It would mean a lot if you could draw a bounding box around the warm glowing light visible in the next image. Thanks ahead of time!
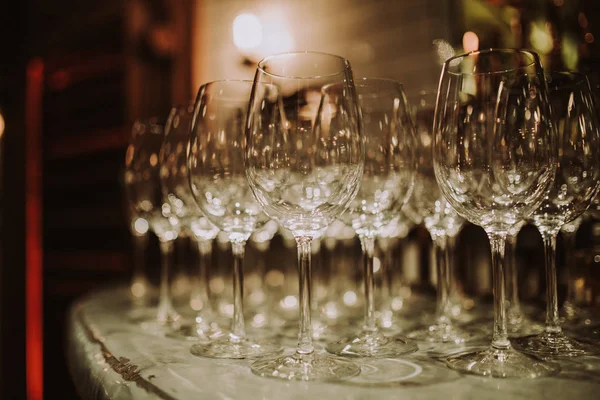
[281,295,298,309]
[221,303,234,317]
[265,270,284,287]
[133,218,149,235]
[343,291,357,306]
[0,112,5,138]
[433,39,455,65]
[530,21,553,54]
[462,31,479,53]
[561,35,579,70]
[233,13,262,49]
[391,297,404,311]
[322,302,340,319]
[373,257,381,273]
[131,282,147,298]
[585,32,595,43]
[190,296,203,311]
[209,277,225,294]
[252,313,266,327]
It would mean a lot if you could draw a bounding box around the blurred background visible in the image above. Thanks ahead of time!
[0,0,599,398]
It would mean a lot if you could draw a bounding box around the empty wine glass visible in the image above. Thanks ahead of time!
[324,78,417,357]
[124,118,182,333]
[405,90,471,346]
[433,49,559,377]
[246,52,363,380]
[514,72,600,357]
[159,105,222,340]
[187,80,282,359]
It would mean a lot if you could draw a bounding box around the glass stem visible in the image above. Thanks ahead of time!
[446,234,458,305]
[193,239,213,315]
[157,240,174,323]
[505,232,522,315]
[487,233,510,350]
[359,235,378,333]
[541,232,562,334]
[295,236,314,355]
[230,240,246,339]
[562,230,577,309]
[131,233,149,303]
[433,234,451,326]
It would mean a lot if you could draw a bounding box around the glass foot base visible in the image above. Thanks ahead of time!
[251,353,361,381]
[570,324,600,344]
[167,321,224,341]
[190,334,282,359]
[507,318,544,338]
[407,323,475,344]
[446,346,560,378]
[326,332,417,358]
[514,331,600,357]
[279,319,348,341]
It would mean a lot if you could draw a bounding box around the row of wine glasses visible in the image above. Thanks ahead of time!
[123,49,600,382]
[434,50,600,377]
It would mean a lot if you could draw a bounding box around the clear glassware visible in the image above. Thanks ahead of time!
[246,219,282,331]
[505,221,544,337]
[405,90,472,345]
[375,214,414,331]
[187,80,282,359]
[127,215,151,306]
[159,105,222,341]
[324,78,417,358]
[560,215,584,325]
[246,52,363,380]
[514,72,600,357]
[124,118,182,333]
[433,49,559,378]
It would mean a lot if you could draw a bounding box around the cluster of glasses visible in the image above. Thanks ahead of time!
[123,49,600,381]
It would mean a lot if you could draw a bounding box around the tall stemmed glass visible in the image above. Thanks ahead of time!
[246,52,363,380]
[124,118,181,332]
[405,91,470,345]
[514,72,600,357]
[433,49,559,377]
[159,105,222,340]
[187,80,282,359]
[324,78,417,357]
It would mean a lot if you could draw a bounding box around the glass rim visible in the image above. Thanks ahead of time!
[354,77,405,99]
[257,51,351,80]
[444,48,539,76]
[195,79,255,102]
[355,76,404,89]
[546,71,590,90]
[198,79,254,90]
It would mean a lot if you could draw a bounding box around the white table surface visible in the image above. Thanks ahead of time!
[68,287,600,400]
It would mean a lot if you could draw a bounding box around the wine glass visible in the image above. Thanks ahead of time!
[514,71,600,357]
[159,105,222,340]
[124,118,182,332]
[246,52,363,380]
[187,80,282,359]
[323,78,417,357]
[405,90,471,346]
[433,49,559,377]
